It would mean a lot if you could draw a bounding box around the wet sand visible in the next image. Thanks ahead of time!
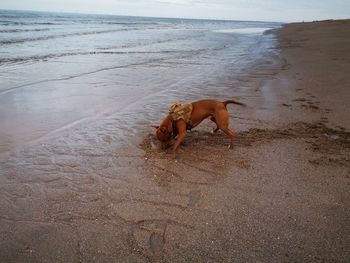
[1,20,350,262]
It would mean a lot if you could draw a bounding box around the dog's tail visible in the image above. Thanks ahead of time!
[223,99,246,107]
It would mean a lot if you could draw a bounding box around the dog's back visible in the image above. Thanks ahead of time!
[190,100,233,127]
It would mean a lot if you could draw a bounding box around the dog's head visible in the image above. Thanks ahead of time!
[152,125,172,149]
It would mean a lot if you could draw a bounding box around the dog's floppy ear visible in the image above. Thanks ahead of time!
[151,125,159,129]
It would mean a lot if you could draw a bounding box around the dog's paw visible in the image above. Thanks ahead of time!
[211,129,219,135]
[166,151,177,159]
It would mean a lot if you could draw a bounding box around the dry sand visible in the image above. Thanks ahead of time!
[0,20,349,262]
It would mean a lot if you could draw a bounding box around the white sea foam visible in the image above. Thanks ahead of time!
[214,27,271,34]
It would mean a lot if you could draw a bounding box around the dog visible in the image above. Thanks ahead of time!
[152,99,245,155]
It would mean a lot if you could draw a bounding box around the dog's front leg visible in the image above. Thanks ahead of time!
[170,120,187,157]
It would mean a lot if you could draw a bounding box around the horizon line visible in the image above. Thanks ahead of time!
[0,8,288,24]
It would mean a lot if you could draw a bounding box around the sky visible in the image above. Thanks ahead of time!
[0,0,349,22]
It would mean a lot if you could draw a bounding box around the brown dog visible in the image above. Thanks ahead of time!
[153,99,245,155]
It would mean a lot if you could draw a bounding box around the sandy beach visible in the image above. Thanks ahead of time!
[0,19,349,262]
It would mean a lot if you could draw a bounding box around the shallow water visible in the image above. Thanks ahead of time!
[0,10,280,155]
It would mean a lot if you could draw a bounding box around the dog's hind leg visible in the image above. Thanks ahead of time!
[220,127,236,149]
[210,117,219,133]
[215,110,236,149]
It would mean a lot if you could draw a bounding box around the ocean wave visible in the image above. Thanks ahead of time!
[213,27,272,34]
[0,57,172,94]
[0,28,139,45]
[0,19,161,26]
[0,28,50,33]
[96,34,199,50]
[103,21,160,25]
[0,21,60,26]
[0,50,195,65]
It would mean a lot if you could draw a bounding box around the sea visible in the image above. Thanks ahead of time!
[0,9,281,154]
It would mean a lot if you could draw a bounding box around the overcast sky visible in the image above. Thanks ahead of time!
[0,0,349,22]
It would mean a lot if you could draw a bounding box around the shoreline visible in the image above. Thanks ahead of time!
[1,20,349,262]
